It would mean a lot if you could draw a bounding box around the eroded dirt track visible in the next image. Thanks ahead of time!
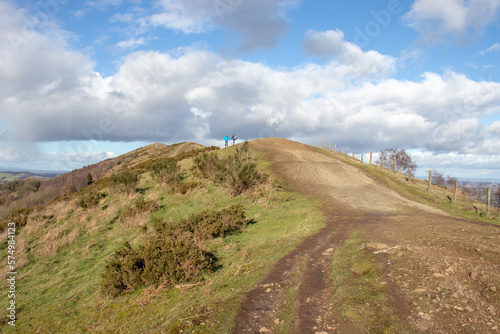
[232,138,500,334]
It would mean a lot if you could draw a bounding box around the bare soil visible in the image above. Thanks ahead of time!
[232,138,500,334]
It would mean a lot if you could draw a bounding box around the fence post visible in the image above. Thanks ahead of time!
[369,152,372,166]
[453,182,458,201]
[339,145,341,154]
[487,187,491,214]
[352,147,355,158]
[408,167,412,179]
[428,170,432,192]
[361,153,363,163]
[334,144,336,152]
[380,157,383,168]
[393,157,396,173]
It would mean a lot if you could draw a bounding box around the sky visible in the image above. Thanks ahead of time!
[0,0,499,179]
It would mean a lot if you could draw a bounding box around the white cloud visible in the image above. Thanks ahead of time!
[480,42,500,55]
[303,29,396,78]
[116,37,147,50]
[110,12,135,23]
[404,0,500,44]
[0,3,500,176]
[148,0,299,51]
[85,0,123,10]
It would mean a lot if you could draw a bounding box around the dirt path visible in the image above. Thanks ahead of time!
[232,138,500,333]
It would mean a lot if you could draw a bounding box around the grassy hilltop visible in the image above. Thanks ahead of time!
[0,141,323,333]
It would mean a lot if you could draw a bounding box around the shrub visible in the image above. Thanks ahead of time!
[78,190,106,209]
[3,180,23,193]
[101,204,248,297]
[121,198,160,218]
[0,206,42,232]
[192,141,267,196]
[149,158,179,184]
[158,204,247,240]
[111,171,139,193]
[176,181,202,195]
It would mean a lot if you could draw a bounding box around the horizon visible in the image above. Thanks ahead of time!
[0,1,499,179]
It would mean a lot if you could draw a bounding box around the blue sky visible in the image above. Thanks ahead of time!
[0,0,499,179]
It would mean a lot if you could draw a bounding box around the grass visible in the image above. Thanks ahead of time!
[0,143,324,333]
[329,231,413,333]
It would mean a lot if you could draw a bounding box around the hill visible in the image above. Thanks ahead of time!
[0,171,63,184]
[1,138,499,333]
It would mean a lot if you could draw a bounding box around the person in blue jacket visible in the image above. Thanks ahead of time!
[224,134,229,147]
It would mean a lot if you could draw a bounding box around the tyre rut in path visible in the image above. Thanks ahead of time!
[232,138,421,333]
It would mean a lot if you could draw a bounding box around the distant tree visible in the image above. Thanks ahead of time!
[86,172,93,185]
[445,176,458,188]
[378,149,417,174]
[494,185,500,207]
[24,178,41,192]
[432,170,446,186]
[62,178,77,196]
[3,180,23,193]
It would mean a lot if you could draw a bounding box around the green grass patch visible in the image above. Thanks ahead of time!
[0,144,324,333]
[330,231,410,333]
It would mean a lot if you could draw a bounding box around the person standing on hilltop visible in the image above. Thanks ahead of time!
[231,133,237,145]
[224,134,229,147]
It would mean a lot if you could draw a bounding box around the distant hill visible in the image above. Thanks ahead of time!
[0,171,65,184]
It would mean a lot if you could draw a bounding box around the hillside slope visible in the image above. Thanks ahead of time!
[1,138,498,333]
[233,138,499,333]
[0,139,324,333]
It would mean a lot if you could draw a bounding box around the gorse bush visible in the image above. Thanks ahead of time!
[121,198,160,219]
[149,158,179,184]
[155,204,247,240]
[192,141,267,196]
[111,171,139,193]
[176,181,202,195]
[78,190,106,209]
[101,204,248,297]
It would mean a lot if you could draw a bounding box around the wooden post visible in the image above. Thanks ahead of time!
[453,182,458,201]
[339,145,341,153]
[428,170,432,192]
[361,153,363,163]
[393,157,396,173]
[352,147,355,158]
[408,167,412,179]
[487,187,491,214]
[380,157,383,168]
[334,144,336,152]
[345,149,347,155]
[369,152,372,166]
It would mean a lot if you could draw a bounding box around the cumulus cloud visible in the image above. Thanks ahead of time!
[303,29,396,78]
[149,0,299,51]
[1,2,500,174]
[404,0,500,44]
